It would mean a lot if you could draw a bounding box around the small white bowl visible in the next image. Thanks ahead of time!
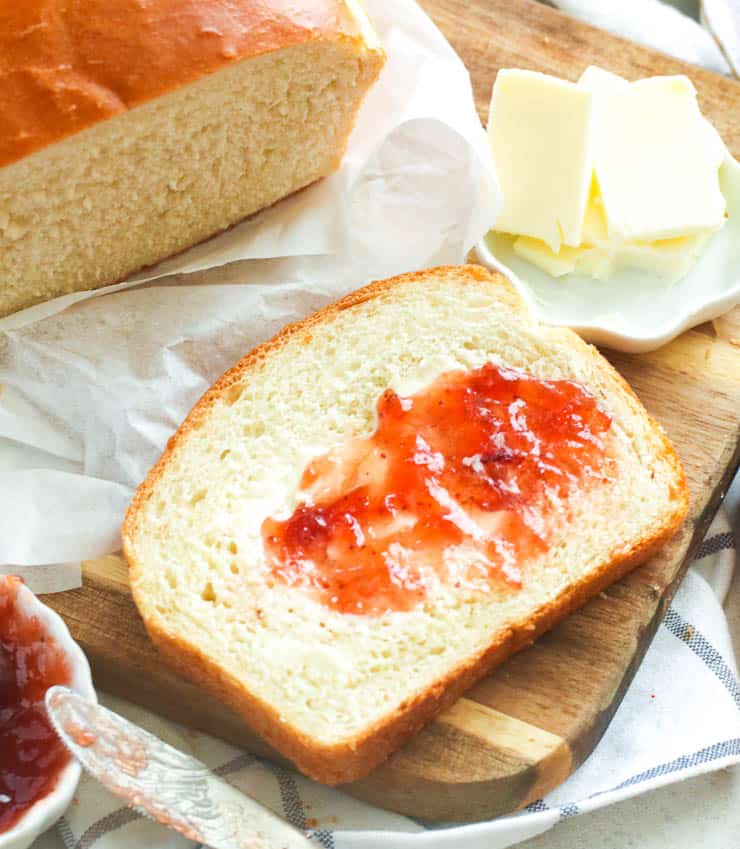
[0,576,96,849]
[475,156,740,353]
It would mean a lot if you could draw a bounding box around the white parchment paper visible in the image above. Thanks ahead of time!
[0,0,499,592]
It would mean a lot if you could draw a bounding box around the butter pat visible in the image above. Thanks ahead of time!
[578,66,628,96]
[514,227,713,284]
[513,237,578,277]
[591,75,726,241]
[514,186,615,280]
[580,185,610,246]
[488,69,593,252]
[489,65,727,285]
[618,232,714,281]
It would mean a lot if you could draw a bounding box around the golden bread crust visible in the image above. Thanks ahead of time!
[0,0,382,168]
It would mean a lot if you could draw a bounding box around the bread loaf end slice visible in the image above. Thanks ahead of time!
[0,3,384,317]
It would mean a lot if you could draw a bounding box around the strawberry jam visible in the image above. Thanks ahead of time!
[262,363,614,615]
[0,577,72,834]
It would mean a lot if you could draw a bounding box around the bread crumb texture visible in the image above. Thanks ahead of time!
[0,37,383,317]
[124,267,688,776]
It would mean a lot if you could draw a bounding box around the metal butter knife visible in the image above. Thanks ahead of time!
[45,686,313,849]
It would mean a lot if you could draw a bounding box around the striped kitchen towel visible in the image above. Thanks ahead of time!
[33,509,738,849]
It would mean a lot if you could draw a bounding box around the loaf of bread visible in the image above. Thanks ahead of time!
[123,265,688,785]
[0,0,384,318]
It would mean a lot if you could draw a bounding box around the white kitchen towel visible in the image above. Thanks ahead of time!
[32,511,737,849]
[549,0,733,76]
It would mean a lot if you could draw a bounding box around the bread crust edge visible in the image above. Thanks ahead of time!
[0,40,385,319]
[122,264,690,786]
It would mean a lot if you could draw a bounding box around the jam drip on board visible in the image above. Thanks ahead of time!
[0,577,72,834]
[262,363,614,616]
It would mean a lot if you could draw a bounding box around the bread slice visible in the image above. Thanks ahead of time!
[123,265,688,785]
[0,1,384,317]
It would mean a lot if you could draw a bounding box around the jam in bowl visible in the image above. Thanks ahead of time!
[0,575,95,849]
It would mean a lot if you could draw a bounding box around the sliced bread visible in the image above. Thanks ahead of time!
[123,265,688,785]
[0,0,384,317]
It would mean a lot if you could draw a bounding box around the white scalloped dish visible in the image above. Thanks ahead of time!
[476,154,740,353]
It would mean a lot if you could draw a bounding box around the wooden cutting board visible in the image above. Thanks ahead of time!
[42,0,740,823]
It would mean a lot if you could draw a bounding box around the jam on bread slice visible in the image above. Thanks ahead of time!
[123,265,688,785]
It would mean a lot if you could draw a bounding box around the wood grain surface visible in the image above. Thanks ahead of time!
[42,0,740,823]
